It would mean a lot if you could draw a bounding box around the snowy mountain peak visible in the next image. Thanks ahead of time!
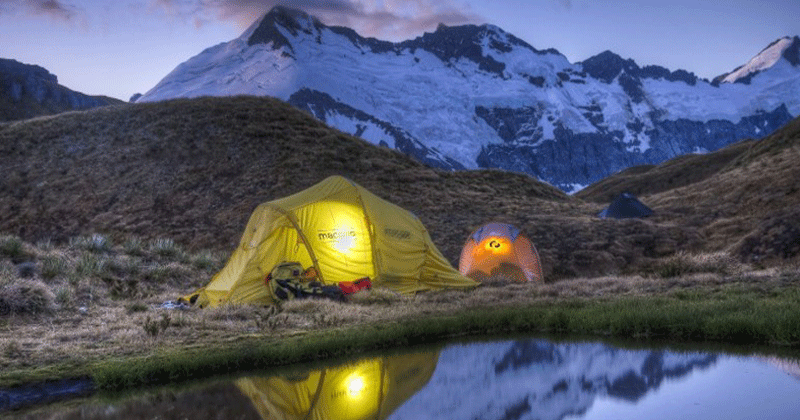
[717,36,800,84]
[245,6,323,51]
[580,50,640,83]
[137,7,799,192]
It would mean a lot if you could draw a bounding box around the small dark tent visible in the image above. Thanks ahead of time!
[598,193,653,219]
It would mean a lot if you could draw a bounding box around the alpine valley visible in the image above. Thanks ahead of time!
[137,6,800,192]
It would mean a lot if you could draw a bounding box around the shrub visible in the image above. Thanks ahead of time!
[648,251,743,278]
[35,238,54,252]
[127,302,149,313]
[0,279,56,315]
[123,237,145,256]
[143,313,171,336]
[142,263,190,283]
[3,340,23,359]
[75,253,107,277]
[54,286,73,306]
[0,235,26,262]
[191,251,219,272]
[42,256,68,280]
[106,257,141,277]
[70,234,111,254]
[149,238,182,259]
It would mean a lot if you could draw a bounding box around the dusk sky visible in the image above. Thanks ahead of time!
[2,0,798,101]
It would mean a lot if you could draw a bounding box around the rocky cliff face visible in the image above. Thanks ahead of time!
[137,7,800,192]
[0,58,121,122]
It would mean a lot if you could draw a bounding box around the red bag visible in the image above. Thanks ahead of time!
[339,277,372,295]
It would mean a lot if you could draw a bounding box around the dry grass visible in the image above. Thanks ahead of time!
[3,231,797,390]
[0,96,799,390]
[1,96,798,281]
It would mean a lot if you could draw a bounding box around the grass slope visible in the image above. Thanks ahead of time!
[0,96,799,393]
[0,96,709,279]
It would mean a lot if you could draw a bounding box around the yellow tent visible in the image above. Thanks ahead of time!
[458,222,544,283]
[235,350,439,420]
[186,176,477,307]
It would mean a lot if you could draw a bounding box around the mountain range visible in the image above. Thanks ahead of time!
[0,58,122,122]
[391,339,717,420]
[137,6,800,192]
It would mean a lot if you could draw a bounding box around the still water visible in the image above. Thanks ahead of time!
[5,339,800,419]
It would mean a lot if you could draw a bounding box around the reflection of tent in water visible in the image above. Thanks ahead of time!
[598,193,653,219]
[235,350,439,420]
[458,222,544,282]
[184,176,476,308]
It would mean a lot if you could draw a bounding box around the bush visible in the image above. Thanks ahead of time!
[54,286,73,306]
[191,251,219,272]
[75,253,107,277]
[0,279,56,315]
[123,237,145,256]
[149,238,182,259]
[127,302,149,313]
[70,234,111,254]
[0,235,26,262]
[42,256,68,280]
[143,313,171,336]
[647,251,743,278]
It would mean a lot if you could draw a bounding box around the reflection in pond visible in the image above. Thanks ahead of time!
[5,339,800,419]
[236,350,438,420]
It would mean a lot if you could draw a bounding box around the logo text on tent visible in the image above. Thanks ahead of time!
[384,228,411,240]
[318,229,357,242]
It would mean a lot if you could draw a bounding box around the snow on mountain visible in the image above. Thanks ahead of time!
[716,36,800,85]
[137,7,800,192]
[388,339,717,420]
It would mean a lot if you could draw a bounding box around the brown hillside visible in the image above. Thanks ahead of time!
[575,139,756,203]
[647,116,800,263]
[0,96,708,279]
[576,114,800,264]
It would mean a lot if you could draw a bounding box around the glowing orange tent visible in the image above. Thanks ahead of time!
[458,222,543,283]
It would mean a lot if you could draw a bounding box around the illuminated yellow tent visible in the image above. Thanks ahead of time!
[186,176,477,307]
[458,222,544,283]
[235,350,439,420]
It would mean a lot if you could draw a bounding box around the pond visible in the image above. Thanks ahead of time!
[4,338,800,419]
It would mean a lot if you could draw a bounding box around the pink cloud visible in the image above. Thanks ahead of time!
[150,0,483,41]
[0,0,80,21]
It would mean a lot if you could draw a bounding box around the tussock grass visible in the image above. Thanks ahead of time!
[0,232,798,392]
[643,251,747,278]
[0,279,56,315]
[0,235,30,263]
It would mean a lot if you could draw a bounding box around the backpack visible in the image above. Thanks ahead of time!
[265,262,347,302]
[265,261,305,301]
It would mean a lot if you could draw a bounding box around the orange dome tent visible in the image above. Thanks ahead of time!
[458,222,543,283]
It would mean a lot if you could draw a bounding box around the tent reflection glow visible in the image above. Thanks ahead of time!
[346,374,365,397]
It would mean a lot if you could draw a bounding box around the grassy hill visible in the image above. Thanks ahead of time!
[1,96,799,392]
[578,116,800,264]
[1,96,798,279]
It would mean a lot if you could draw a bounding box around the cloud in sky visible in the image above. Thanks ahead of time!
[0,0,81,22]
[150,0,482,41]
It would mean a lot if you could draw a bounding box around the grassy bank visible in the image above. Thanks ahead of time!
[1,233,799,391]
[92,282,800,391]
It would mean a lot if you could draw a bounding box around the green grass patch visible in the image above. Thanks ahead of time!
[0,234,29,263]
[90,292,800,391]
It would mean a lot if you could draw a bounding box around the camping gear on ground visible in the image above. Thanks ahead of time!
[598,192,653,219]
[265,261,370,302]
[265,261,343,302]
[182,176,477,308]
[236,349,440,420]
[458,222,544,283]
[338,277,372,295]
